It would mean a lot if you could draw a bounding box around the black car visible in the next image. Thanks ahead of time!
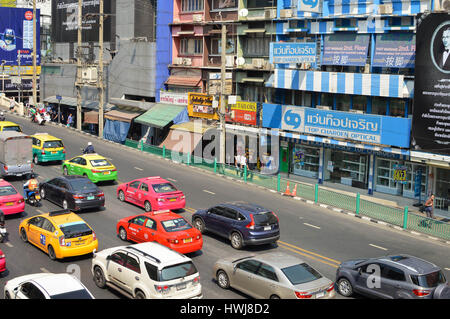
[39,176,105,211]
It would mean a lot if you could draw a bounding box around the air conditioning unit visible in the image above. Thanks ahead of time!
[378,4,393,14]
[173,57,183,65]
[317,105,331,110]
[265,8,276,19]
[226,55,235,67]
[252,58,264,69]
[182,58,192,66]
[280,9,292,19]
[193,14,203,22]
[81,67,98,82]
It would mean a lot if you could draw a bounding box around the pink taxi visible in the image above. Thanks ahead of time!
[0,179,24,215]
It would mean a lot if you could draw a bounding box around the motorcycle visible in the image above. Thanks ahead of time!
[25,188,41,207]
[0,222,6,243]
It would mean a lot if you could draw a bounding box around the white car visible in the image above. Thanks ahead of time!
[91,242,202,299]
[4,273,95,299]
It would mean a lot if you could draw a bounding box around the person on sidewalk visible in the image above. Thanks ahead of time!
[9,98,15,111]
[67,113,73,127]
[424,194,435,219]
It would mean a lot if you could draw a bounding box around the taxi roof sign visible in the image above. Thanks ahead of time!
[152,210,171,215]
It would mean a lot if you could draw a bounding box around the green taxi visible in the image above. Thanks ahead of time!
[62,153,117,183]
[31,133,66,164]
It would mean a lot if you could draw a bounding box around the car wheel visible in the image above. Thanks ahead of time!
[270,294,280,299]
[134,290,146,299]
[230,232,244,250]
[20,228,28,242]
[48,245,56,260]
[337,277,354,297]
[5,291,11,299]
[119,227,128,241]
[40,187,46,199]
[193,217,205,234]
[93,266,106,289]
[62,200,68,210]
[63,166,68,175]
[118,190,125,202]
[33,155,39,165]
[216,270,230,289]
[144,201,152,212]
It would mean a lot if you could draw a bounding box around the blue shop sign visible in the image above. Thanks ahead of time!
[322,34,370,67]
[372,34,415,69]
[270,42,316,64]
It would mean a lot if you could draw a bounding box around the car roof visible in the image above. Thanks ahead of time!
[251,252,306,269]
[0,178,13,187]
[127,242,191,266]
[377,255,442,275]
[31,273,86,296]
[56,175,91,181]
[31,133,61,141]
[221,201,269,213]
[133,176,169,185]
[0,121,19,126]
[143,211,184,222]
[42,211,85,226]
[80,154,105,159]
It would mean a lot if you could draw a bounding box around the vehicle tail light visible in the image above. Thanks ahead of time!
[63,150,66,154]
[59,235,66,246]
[272,211,279,223]
[18,199,24,204]
[196,235,201,240]
[326,283,335,292]
[192,276,200,285]
[295,291,312,299]
[246,214,255,230]
[181,195,186,200]
[73,194,85,200]
[111,168,117,172]
[41,150,46,155]
[157,198,165,202]
[154,285,171,294]
[91,170,102,174]
[167,238,179,244]
[97,192,104,197]
[413,289,431,297]
[92,232,97,241]
[0,254,5,259]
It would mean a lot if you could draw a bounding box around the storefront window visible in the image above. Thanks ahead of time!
[325,150,368,188]
[372,97,388,115]
[320,93,333,109]
[291,145,320,179]
[389,98,406,117]
[404,163,427,199]
[435,168,450,211]
[335,94,350,112]
[352,96,366,113]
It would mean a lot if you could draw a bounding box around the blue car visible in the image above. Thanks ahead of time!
[192,202,280,249]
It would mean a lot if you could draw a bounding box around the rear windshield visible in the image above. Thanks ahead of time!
[50,289,93,299]
[282,263,323,285]
[161,218,192,232]
[254,212,278,226]
[59,221,92,239]
[3,126,21,132]
[410,271,446,288]
[152,183,177,193]
[160,262,198,281]
[0,185,17,196]
[43,140,63,148]
[69,179,97,192]
[90,159,112,167]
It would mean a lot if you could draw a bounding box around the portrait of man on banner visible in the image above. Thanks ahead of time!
[431,22,450,72]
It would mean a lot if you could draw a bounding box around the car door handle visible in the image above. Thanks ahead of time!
[118,268,122,272]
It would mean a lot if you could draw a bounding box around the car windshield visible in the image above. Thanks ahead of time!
[59,221,92,239]
[50,289,93,299]
[69,179,97,192]
[160,262,198,281]
[161,218,191,232]
[43,140,63,148]
[253,211,278,226]
[152,183,177,193]
[3,126,20,132]
[90,159,112,167]
[281,263,323,285]
[410,271,447,288]
[0,185,17,196]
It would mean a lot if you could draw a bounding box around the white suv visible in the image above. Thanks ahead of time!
[91,242,202,299]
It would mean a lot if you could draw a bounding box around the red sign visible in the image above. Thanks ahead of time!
[25,11,33,20]
[230,101,258,125]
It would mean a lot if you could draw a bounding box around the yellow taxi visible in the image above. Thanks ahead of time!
[0,121,21,132]
[19,209,98,260]
[62,153,118,183]
[31,133,66,164]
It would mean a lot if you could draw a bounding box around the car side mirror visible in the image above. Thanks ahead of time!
[358,268,362,275]
[106,255,111,261]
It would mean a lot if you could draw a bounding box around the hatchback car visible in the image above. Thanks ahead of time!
[91,242,202,299]
[0,248,5,274]
[0,121,21,132]
[213,252,335,299]
[62,153,117,183]
[336,254,449,299]
[31,133,66,164]
[39,176,105,211]
[192,202,280,249]
[19,209,98,260]
[0,178,24,215]
[4,273,94,299]
[117,210,202,254]
[117,176,186,212]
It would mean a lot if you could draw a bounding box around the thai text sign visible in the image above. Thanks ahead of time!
[373,34,415,68]
[231,101,258,125]
[188,92,219,120]
[270,42,316,64]
[159,91,188,106]
[322,34,370,66]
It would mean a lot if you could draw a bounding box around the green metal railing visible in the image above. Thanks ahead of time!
[124,139,450,241]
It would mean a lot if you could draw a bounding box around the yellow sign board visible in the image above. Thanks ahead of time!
[232,101,257,112]
[187,92,219,120]
[0,65,42,76]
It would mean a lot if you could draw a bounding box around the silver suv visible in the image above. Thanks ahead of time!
[336,254,449,299]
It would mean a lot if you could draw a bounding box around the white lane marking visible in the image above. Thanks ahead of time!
[369,244,388,251]
[5,242,13,248]
[40,267,50,273]
[303,223,321,230]
[203,190,215,195]
[167,178,177,182]
[444,268,450,272]
[134,167,143,171]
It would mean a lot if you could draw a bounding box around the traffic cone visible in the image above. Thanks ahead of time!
[284,181,292,196]
[292,184,297,197]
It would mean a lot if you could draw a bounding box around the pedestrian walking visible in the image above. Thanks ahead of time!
[67,113,73,127]
[424,194,435,219]
[9,97,15,111]
[239,153,247,178]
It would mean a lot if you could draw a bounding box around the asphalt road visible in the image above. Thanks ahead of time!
[0,113,449,300]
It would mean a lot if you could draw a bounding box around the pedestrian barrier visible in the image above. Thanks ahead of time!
[122,137,450,242]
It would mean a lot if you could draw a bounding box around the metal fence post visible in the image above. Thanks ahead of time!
[315,184,319,203]
[214,158,217,173]
[403,206,409,229]
[187,153,190,166]
[277,173,281,192]
[356,193,360,215]
[244,165,247,183]
[139,140,143,151]
[163,145,166,158]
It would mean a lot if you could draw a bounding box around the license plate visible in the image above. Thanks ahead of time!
[169,198,176,202]
[75,240,86,246]
[316,292,325,298]
[104,171,110,175]
[176,283,186,291]
[264,226,271,231]
[87,196,95,200]
[35,195,41,200]
[5,202,14,206]
[183,238,192,243]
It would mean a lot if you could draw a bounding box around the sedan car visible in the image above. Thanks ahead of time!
[39,176,105,211]
[335,254,449,299]
[0,179,24,215]
[0,248,5,274]
[117,210,202,254]
[192,202,280,249]
[117,176,186,212]
[4,273,94,299]
[62,153,117,183]
[213,252,335,299]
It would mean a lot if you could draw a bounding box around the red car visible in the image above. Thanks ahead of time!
[116,210,202,254]
[116,176,186,212]
[0,179,24,215]
[0,248,5,274]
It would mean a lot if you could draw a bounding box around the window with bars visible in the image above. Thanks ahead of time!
[244,34,270,57]
[182,0,204,12]
[180,38,203,55]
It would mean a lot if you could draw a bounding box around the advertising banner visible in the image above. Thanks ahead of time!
[412,12,450,155]
[52,0,112,43]
[231,101,258,125]
[0,7,40,66]
[269,42,316,64]
[188,93,219,120]
[372,33,415,68]
[322,34,370,66]
[159,91,188,106]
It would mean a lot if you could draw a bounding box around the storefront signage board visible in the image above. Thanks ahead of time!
[187,92,219,120]
[270,42,317,64]
[322,34,370,67]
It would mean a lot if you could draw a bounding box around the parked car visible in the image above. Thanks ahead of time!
[91,242,202,299]
[117,210,202,254]
[39,175,105,211]
[117,176,186,212]
[213,252,335,299]
[62,153,117,183]
[335,254,450,299]
[31,133,66,164]
[0,248,5,275]
[19,209,98,260]
[0,178,24,215]
[192,202,280,249]
[4,273,94,299]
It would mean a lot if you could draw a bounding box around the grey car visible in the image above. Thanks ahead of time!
[336,254,450,299]
[213,252,336,299]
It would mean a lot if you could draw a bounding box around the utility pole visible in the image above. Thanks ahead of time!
[32,0,37,105]
[219,23,227,165]
[17,51,21,104]
[98,0,104,138]
[76,0,82,130]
